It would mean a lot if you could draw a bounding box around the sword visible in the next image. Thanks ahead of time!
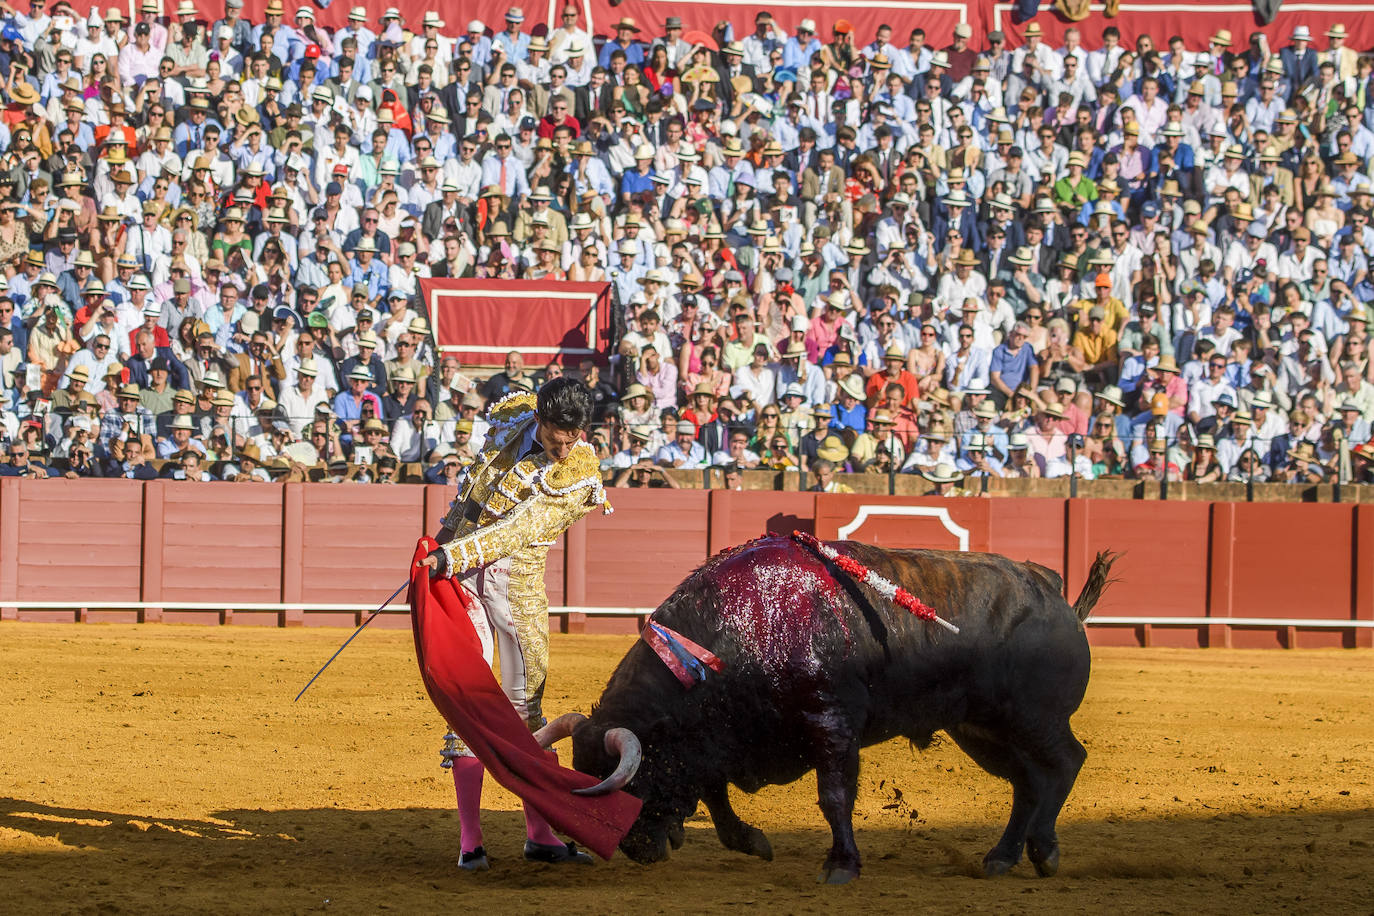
[293,578,411,703]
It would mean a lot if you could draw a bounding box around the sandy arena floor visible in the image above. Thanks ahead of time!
[0,623,1370,914]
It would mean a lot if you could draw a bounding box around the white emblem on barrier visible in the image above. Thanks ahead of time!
[835,506,971,551]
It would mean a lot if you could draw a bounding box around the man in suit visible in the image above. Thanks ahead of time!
[573,67,614,126]
[783,127,821,179]
[869,126,901,187]
[982,225,1012,278]
[1324,23,1359,80]
[1250,146,1296,208]
[800,146,845,228]
[228,330,287,396]
[715,41,757,110]
[1279,26,1319,102]
[439,65,482,123]
[325,52,363,106]
[423,181,470,240]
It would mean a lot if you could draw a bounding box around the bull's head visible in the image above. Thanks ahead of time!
[535,713,694,864]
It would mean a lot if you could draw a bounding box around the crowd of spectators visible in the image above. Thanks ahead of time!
[3,1,1374,488]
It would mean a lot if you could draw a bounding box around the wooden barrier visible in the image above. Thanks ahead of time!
[0,478,1368,649]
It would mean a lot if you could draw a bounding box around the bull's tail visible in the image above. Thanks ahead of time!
[1073,551,1120,622]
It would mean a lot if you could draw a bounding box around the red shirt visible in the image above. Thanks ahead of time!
[129,325,172,350]
[538,114,580,139]
[865,368,918,405]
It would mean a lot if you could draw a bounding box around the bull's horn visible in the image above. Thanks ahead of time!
[534,712,586,748]
[572,727,641,796]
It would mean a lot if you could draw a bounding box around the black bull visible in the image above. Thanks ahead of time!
[542,537,1118,883]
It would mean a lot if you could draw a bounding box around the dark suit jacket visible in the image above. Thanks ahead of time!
[574,82,615,127]
[1279,47,1318,100]
[697,418,729,456]
[870,145,900,186]
[423,198,471,240]
[714,63,758,110]
[338,352,389,396]
[782,146,819,177]
[430,258,472,278]
[981,245,1010,278]
[126,349,190,390]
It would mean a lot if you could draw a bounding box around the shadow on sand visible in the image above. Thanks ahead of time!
[2,796,1372,912]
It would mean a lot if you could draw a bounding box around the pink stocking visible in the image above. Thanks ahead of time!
[451,756,485,853]
[524,803,562,847]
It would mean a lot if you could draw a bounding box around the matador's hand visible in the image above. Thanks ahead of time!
[421,551,447,579]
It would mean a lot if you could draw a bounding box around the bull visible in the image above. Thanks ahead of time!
[536,536,1117,883]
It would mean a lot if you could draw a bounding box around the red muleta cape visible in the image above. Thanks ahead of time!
[407,537,642,860]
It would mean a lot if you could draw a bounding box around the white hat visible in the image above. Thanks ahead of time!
[467,19,485,32]
[348,5,366,20]
[422,11,444,28]
[797,18,816,32]
[1291,25,1312,41]
[922,462,963,484]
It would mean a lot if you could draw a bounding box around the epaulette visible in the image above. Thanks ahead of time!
[541,440,601,493]
[487,390,538,424]
[534,441,613,513]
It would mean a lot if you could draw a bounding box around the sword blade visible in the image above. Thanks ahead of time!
[293,578,410,703]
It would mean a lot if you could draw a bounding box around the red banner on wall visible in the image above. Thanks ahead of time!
[421,278,612,367]
[107,0,1374,54]
[179,0,971,48]
[993,1,1374,53]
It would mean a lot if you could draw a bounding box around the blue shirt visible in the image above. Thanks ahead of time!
[832,401,867,433]
[989,341,1037,391]
[619,168,656,198]
[599,39,643,68]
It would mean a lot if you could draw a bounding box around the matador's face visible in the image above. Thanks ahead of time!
[536,421,583,462]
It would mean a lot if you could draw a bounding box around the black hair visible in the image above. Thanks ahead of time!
[536,376,594,430]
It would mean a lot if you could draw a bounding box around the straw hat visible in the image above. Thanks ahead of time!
[922,462,963,484]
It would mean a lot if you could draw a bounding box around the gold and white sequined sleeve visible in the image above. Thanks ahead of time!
[439,491,595,575]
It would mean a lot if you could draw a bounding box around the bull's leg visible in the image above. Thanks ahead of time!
[701,781,773,860]
[1019,725,1087,878]
[947,724,1039,877]
[809,718,862,884]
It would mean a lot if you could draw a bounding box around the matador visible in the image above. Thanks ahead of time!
[421,376,610,870]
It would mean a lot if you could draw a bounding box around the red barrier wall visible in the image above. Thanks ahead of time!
[155,483,284,627]
[1068,500,1211,648]
[0,478,143,622]
[578,487,710,609]
[298,485,425,626]
[1,479,1368,649]
[1228,504,1356,650]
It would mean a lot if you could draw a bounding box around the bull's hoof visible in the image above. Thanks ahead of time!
[982,855,1017,878]
[818,865,859,885]
[667,822,685,850]
[1030,847,1060,878]
[745,829,773,862]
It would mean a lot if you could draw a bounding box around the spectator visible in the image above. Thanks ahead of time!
[0,9,1369,490]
